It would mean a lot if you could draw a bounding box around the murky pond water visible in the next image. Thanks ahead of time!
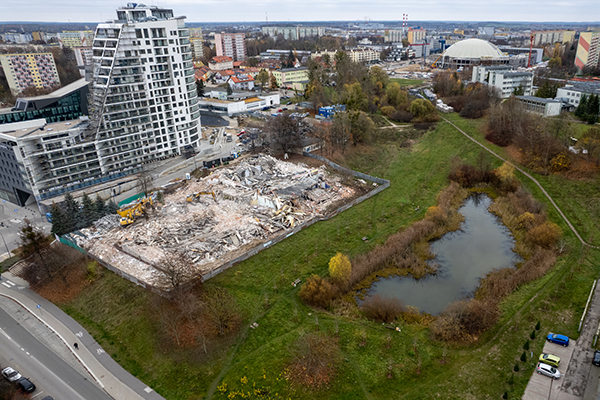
[366,194,520,315]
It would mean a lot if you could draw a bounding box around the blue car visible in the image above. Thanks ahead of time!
[547,333,569,347]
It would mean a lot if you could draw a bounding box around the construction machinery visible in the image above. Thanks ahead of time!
[117,196,154,226]
[186,191,217,203]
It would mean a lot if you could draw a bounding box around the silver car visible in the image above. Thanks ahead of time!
[1,367,22,382]
[537,362,561,379]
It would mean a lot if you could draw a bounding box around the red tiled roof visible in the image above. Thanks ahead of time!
[231,75,254,83]
[211,56,233,63]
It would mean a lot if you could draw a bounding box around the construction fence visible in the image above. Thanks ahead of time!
[58,154,390,293]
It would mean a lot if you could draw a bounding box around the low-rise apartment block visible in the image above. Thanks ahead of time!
[271,67,309,90]
[471,65,533,98]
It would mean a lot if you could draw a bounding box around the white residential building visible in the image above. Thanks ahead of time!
[73,46,93,77]
[347,49,381,63]
[91,3,201,178]
[471,65,533,98]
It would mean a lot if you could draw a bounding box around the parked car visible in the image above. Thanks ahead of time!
[547,333,570,347]
[537,362,561,379]
[539,353,561,367]
[1,367,22,382]
[593,350,600,366]
[17,377,36,393]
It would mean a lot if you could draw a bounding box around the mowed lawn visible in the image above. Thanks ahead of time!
[61,115,600,400]
[389,78,425,87]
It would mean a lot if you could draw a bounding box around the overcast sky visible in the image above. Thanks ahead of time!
[3,0,599,23]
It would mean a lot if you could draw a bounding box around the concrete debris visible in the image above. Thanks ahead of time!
[75,155,356,288]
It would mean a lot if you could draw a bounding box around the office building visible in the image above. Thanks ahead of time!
[58,31,95,48]
[0,118,101,205]
[407,27,426,44]
[214,32,246,62]
[575,31,600,71]
[0,53,61,94]
[0,78,89,126]
[271,67,309,90]
[91,3,201,177]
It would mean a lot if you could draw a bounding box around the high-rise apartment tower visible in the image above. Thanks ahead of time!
[91,4,201,177]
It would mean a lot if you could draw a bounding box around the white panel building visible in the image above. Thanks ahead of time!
[91,4,201,179]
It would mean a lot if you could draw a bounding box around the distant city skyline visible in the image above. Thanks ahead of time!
[2,0,599,24]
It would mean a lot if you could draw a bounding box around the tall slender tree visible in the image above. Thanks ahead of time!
[62,193,80,233]
[81,192,95,228]
[49,203,68,236]
[93,195,106,220]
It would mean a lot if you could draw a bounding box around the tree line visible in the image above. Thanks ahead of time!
[50,193,119,236]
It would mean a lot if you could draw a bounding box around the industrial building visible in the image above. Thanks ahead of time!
[0,78,90,126]
[90,4,201,178]
[436,38,511,69]
[214,32,247,62]
[0,52,61,94]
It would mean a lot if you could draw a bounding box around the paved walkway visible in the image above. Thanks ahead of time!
[0,271,165,400]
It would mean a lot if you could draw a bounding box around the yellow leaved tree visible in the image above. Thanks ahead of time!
[328,252,351,284]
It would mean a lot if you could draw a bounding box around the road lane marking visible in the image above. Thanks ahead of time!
[31,391,44,398]
[0,328,11,341]
[7,281,15,286]
[1,282,10,288]
[144,387,153,393]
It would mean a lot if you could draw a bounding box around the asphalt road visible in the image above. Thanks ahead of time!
[0,306,111,400]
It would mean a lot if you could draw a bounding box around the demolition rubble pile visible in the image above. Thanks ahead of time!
[76,155,357,288]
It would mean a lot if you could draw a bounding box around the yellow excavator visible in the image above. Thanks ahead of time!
[117,196,154,226]
[186,191,217,203]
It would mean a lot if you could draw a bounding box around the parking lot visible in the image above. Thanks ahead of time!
[523,340,575,400]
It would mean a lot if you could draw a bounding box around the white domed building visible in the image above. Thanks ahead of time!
[437,38,510,69]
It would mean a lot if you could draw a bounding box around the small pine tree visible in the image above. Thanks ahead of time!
[514,363,520,372]
[503,391,508,399]
[530,330,536,340]
[523,340,530,351]
[535,321,541,331]
[520,351,526,362]
[576,94,588,118]
[93,195,106,220]
[508,374,515,385]
[81,192,95,228]
[105,200,119,215]
[62,193,80,233]
[49,203,67,236]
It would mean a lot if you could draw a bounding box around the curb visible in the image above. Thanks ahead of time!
[0,293,105,389]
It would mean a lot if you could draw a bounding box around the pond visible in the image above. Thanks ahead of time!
[366,194,520,315]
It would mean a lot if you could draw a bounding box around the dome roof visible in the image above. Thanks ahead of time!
[442,38,506,59]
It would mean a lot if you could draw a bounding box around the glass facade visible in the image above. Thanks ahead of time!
[0,91,84,125]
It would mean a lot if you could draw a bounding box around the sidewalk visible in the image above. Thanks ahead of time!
[0,271,165,400]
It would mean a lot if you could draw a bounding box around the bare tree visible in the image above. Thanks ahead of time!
[18,219,51,277]
[156,252,202,293]
[202,287,241,337]
[136,168,154,196]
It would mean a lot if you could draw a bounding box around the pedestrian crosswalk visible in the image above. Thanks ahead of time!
[1,279,15,288]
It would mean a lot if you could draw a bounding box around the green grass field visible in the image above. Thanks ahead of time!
[389,78,425,87]
[61,115,600,400]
